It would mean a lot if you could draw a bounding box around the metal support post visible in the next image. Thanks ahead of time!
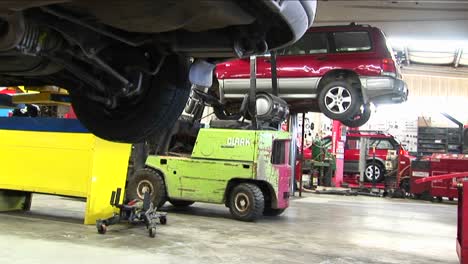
[289,113,298,195]
[372,145,376,189]
[270,50,278,96]
[269,50,281,130]
[249,56,257,129]
[457,182,468,264]
[299,113,306,197]
[359,137,369,184]
[332,120,345,187]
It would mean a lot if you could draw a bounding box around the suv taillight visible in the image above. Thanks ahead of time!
[399,148,409,156]
[381,58,396,77]
[399,145,409,156]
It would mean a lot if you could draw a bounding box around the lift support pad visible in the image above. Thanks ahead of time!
[0,117,131,224]
[0,88,70,108]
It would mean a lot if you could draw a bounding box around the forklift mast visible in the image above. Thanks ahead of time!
[129,55,288,172]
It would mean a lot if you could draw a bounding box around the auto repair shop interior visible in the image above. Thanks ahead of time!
[0,1,467,264]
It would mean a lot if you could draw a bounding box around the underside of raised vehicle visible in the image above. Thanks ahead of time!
[0,0,314,142]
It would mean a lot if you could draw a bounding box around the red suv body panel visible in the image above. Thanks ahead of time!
[216,24,408,115]
[216,26,389,80]
[304,131,413,180]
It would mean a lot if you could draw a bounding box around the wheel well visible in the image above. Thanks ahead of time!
[365,159,385,171]
[224,178,277,208]
[317,70,362,94]
[399,176,411,183]
[135,165,168,194]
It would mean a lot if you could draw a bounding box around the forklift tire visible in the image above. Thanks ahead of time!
[169,199,195,207]
[229,183,264,222]
[126,169,167,209]
[263,208,285,217]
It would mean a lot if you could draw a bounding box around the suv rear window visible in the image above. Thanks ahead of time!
[281,32,328,55]
[333,31,371,52]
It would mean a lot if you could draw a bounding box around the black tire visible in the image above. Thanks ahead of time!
[160,216,167,225]
[364,162,384,182]
[228,183,264,222]
[169,199,195,207]
[70,50,191,143]
[97,224,107,235]
[420,191,432,201]
[126,168,167,208]
[400,178,411,194]
[341,103,371,128]
[263,208,286,217]
[318,80,362,121]
[149,227,156,238]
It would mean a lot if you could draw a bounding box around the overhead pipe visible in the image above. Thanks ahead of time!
[249,55,258,129]
[454,48,463,68]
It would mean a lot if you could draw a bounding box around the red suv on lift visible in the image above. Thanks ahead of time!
[318,131,413,182]
[215,24,408,127]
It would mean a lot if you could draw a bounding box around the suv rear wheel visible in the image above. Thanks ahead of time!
[364,162,384,182]
[341,103,371,127]
[318,80,361,121]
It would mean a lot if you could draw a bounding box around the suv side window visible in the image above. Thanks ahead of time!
[280,32,328,56]
[346,138,360,150]
[333,31,372,52]
[370,139,395,150]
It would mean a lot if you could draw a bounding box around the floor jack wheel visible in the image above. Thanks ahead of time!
[160,215,167,225]
[97,223,107,235]
[149,226,157,238]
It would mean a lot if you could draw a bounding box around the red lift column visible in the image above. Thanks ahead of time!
[331,120,346,187]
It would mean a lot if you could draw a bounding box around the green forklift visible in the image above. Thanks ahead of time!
[126,57,293,221]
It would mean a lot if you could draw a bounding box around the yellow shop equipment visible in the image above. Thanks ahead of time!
[0,117,131,224]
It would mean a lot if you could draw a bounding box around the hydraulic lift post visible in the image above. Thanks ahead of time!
[332,120,345,187]
[359,137,369,184]
[299,112,306,197]
[289,113,298,195]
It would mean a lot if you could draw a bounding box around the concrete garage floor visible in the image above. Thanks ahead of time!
[0,193,458,264]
